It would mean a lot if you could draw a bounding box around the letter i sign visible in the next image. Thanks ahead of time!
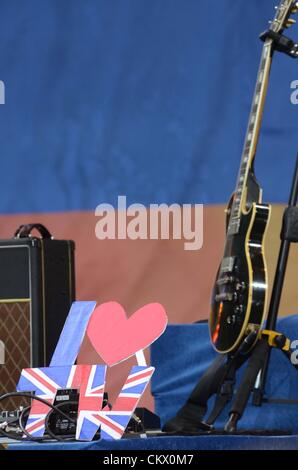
[17,301,168,440]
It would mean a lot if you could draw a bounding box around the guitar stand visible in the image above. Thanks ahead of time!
[163,154,298,434]
[163,30,298,434]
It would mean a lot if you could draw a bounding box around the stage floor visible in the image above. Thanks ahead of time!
[3,434,298,451]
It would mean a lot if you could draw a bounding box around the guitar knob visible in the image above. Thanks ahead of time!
[227,315,236,325]
[292,3,298,14]
[234,305,243,315]
[236,281,246,292]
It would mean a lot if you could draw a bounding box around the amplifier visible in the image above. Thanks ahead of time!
[0,224,75,406]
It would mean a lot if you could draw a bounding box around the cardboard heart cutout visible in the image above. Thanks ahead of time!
[86,301,167,366]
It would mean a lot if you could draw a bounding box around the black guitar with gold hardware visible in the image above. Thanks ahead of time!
[209,0,298,354]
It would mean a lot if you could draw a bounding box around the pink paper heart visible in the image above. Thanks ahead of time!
[86,301,167,366]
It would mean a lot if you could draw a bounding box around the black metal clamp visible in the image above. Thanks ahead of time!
[260,29,298,58]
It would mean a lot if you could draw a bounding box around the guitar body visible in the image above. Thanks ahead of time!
[209,201,271,353]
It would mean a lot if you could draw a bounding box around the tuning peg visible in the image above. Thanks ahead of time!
[285,18,297,28]
[292,2,298,14]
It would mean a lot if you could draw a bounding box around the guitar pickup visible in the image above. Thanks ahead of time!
[220,257,236,273]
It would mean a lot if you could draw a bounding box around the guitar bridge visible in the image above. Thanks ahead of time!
[216,276,234,286]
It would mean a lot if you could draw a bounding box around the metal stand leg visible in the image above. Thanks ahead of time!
[252,154,298,406]
[225,338,270,431]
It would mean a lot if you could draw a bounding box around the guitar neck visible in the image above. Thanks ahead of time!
[228,38,274,236]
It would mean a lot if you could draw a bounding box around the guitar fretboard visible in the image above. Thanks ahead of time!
[227,41,273,236]
[227,0,295,237]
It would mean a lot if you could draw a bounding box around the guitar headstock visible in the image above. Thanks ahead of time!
[270,0,298,32]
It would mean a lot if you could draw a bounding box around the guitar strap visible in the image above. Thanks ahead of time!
[162,352,246,432]
[205,356,244,425]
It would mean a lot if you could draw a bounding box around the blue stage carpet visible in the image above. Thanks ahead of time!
[7,435,298,451]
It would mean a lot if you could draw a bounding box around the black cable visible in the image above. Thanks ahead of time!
[18,405,53,442]
[0,392,76,442]
[18,406,31,438]
[44,400,78,441]
[18,404,76,442]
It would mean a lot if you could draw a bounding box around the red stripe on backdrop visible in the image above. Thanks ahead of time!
[0,208,225,322]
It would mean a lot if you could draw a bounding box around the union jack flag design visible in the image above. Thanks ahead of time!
[75,365,106,440]
[17,365,106,439]
[98,365,154,440]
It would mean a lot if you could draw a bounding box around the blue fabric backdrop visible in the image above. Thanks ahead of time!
[0,0,297,213]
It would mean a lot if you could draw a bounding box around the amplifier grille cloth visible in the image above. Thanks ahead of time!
[0,301,31,409]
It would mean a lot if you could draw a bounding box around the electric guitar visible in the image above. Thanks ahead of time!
[209,0,298,354]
